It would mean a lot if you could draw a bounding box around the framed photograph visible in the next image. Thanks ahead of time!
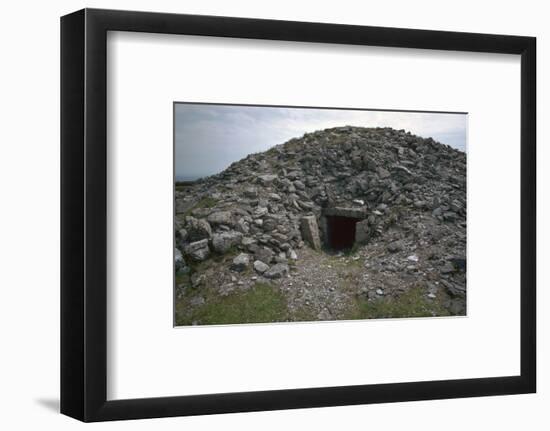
[61,8,536,422]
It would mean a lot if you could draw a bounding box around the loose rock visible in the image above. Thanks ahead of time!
[231,253,250,272]
[184,239,210,262]
[264,263,290,279]
[253,260,269,274]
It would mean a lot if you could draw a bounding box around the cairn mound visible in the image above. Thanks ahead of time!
[175,126,466,323]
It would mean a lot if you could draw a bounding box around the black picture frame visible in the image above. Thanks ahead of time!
[61,8,536,422]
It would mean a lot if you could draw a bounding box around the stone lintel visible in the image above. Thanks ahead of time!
[322,207,367,219]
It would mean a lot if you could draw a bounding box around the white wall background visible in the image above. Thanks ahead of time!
[0,0,547,429]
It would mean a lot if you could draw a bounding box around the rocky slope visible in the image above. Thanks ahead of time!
[174,126,467,324]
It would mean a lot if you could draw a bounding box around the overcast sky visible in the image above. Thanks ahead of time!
[175,104,467,180]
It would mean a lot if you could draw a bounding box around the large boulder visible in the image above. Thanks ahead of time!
[354,219,370,245]
[243,187,258,198]
[184,239,210,262]
[300,216,321,251]
[264,263,289,279]
[207,211,234,227]
[185,216,212,241]
[253,260,269,274]
[254,246,275,264]
[211,231,243,254]
[257,174,277,185]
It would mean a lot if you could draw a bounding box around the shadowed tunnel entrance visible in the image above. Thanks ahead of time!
[325,216,359,250]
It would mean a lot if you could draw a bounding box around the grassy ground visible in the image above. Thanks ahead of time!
[347,287,451,320]
[177,196,218,218]
[175,282,288,326]
[175,240,456,326]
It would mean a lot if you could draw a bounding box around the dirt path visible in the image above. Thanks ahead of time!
[279,247,363,320]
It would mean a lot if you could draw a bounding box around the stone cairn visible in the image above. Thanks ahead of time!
[175,126,466,285]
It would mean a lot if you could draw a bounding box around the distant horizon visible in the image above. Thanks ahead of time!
[175,104,467,181]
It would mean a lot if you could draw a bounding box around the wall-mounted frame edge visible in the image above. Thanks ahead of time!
[60,9,86,422]
[60,8,536,422]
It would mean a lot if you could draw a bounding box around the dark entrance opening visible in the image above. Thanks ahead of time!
[326,216,359,250]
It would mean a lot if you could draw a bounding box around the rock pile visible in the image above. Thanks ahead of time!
[175,126,467,317]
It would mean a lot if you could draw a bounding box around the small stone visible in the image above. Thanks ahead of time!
[254,207,269,217]
[175,248,184,268]
[376,288,384,296]
[443,211,457,222]
[189,296,205,307]
[432,207,443,217]
[241,237,256,247]
[293,180,305,190]
[191,273,205,288]
[407,254,419,262]
[377,167,391,179]
[280,242,291,251]
[440,262,455,274]
[387,240,404,253]
[317,309,332,320]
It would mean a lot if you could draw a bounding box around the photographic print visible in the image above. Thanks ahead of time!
[174,103,467,326]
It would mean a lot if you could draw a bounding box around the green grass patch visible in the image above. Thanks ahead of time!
[195,196,218,209]
[290,307,318,323]
[347,287,450,320]
[175,282,288,326]
[179,196,219,217]
[176,272,190,286]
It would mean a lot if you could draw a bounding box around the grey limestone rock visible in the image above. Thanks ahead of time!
[184,239,210,262]
[231,253,250,272]
[300,215,321,251]
[264,263,289,279]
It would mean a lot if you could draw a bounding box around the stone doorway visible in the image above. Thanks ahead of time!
[325,215,359,250]
[320,207,369,251]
